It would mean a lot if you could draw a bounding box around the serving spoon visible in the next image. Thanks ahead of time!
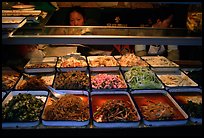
[47,86,66,98]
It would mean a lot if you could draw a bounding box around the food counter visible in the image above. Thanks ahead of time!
[1,3,202,137]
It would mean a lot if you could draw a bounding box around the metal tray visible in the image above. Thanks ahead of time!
[24,57,57,73]
[156,71,198,90]
[15,73,55,90]
[42,90,90,127]
[131,90,188,127]
[2,91,48,128]
[56,55,88,72]
[2,17,27,29]
[87,56,119,71]
[90,70,128,92]
[2,67,21,91]
[91,91,141,128]
[122,66,164,90]
[53,70,90,91]
[2,92,7,100]
[57,67,88,72]
[2,10,42,17]
[114,55,149,70]
[141,56,179,73]
[168,88,202,124]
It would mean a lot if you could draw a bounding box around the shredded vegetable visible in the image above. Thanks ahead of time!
[124,66,163,89]
[94,99,138,122]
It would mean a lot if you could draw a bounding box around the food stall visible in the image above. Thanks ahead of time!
[1,2,202,136]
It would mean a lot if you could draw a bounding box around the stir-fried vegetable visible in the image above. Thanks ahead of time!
[94,99,138,122]
[140,100,174,120]
[2,93,44,121]
[181,101,202,118]
[124,66,163,89]
[43,94,89,121]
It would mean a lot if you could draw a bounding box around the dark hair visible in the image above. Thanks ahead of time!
[150,6,175,24]
[69,6,86,19]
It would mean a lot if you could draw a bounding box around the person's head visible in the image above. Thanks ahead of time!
[69,6,85,26]
[150,7,174,28]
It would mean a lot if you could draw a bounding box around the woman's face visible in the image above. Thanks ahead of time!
[69,11,85,26]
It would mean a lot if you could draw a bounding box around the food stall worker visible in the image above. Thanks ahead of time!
[69,6,85,26]
[68,6,115,56]
[135,12,179,60]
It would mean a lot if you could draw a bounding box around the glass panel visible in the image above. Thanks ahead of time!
[13,26,189,37]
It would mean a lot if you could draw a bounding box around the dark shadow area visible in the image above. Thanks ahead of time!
[46,5,188,28]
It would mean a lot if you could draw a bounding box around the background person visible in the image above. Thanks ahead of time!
[135,8,179,60]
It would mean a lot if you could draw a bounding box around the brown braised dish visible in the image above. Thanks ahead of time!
[133,93,186,120]
[43,94,89,121]
[92,94,139,122]
[54,70,89,90]
[2,73,20,90]
[94,99,138,122]
[18,76,47,90]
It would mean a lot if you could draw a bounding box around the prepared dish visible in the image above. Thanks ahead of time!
[24,57,57,73]
[170,92,202,118]
[2,91,48,128]
[157,71,198,87]
[131,90,188,126]
[91,71,127,90]
[88,56,119,67]
[115,53,148,67]
[57,55,87,68]
[124,66,163,89]
[141,56,179,67]
[91,91,140,128]
[53,70,90,90]
[42,91,90,127]
[2,73,20,90]
[15,74,54,90]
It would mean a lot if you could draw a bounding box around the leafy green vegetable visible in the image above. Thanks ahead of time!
[182,101,202,118]
[2,93,44,122]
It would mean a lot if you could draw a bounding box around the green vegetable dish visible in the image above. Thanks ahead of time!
[124,66,163,89]
[2,93,44,122]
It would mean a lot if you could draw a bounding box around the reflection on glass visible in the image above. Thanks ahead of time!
[13,26,189,37]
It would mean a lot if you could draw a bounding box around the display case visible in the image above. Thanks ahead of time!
[1,2,202,137]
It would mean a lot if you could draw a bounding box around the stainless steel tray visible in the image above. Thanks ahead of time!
[42,90,90,127]
[131,90,188,127]
[15,74,55,90]
[2,91,48,128]
[156,71,198,90]
[2,17,27,29]
[87,56,119,71]
[24,57,57,73]
[2,92,7,100]
[141,56,179,73]
[168,88,202,124]
[114,55,149,70]
[90,70,128,92]
[53,70,90,91]
[91,91,141,128]
[2,67,21,91]
[56,55,87,71]
[123,66,164,90]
